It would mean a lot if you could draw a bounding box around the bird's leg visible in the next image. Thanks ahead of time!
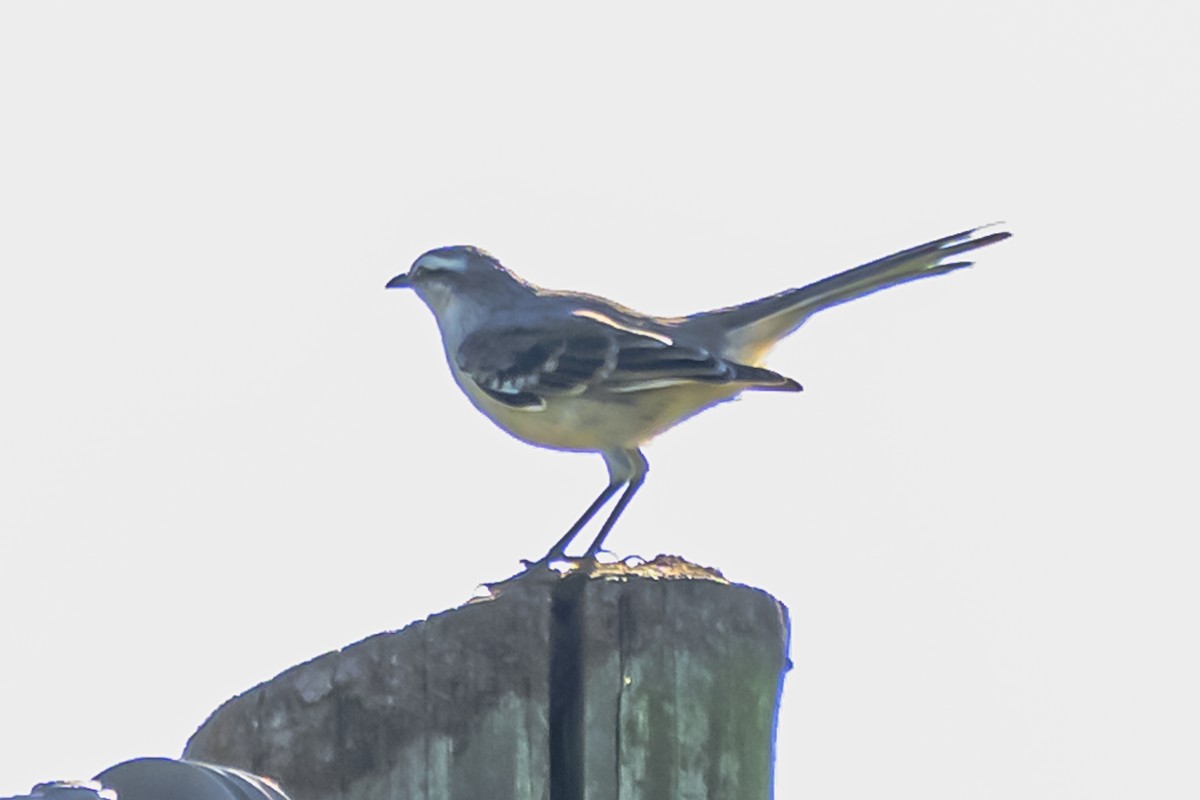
[583,472,646,558]
[581,448,649,559]
[522,448,649,571]
[523,479,624,568]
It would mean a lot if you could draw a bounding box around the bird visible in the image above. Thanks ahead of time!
[386,225,1010,568]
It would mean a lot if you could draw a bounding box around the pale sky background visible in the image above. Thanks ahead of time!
[1,2,1197,798]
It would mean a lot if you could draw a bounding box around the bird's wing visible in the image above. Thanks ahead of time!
[456,310,800,409]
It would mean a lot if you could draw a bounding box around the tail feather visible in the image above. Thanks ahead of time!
[701,225,1011,363]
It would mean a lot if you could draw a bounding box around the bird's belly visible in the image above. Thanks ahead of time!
[454,372,740,452]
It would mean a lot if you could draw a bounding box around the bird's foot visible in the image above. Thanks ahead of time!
[480,551,632,599]
[518,553,596,574]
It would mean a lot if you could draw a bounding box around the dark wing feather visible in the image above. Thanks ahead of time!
[456,315,799,408]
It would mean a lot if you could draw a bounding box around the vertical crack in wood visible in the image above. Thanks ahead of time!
[615,586,634,800]
[334,676,345,799]
[252,687,266,776]
[420,620,430,800]
[550,575,586,800]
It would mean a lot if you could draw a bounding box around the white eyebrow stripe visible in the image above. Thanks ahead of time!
[417,253,469,272]
[571,309,673,345]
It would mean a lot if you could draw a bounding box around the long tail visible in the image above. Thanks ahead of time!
[698,225,1011,364]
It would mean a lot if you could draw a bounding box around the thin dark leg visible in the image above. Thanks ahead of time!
[583,473,645,557]
[527,480,624,565]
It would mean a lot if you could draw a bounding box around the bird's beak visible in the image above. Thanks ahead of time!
[385,273,411,289]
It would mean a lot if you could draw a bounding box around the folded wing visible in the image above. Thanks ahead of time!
[456,313,800,409]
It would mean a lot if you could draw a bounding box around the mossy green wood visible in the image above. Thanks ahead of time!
[185,561,789,800]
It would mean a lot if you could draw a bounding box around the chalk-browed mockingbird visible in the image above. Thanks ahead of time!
[386,226,1010,567]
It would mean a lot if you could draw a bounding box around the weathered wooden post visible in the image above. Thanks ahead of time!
[184,558,790,800]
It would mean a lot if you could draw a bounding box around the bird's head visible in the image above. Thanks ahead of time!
[386,245,527,313]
